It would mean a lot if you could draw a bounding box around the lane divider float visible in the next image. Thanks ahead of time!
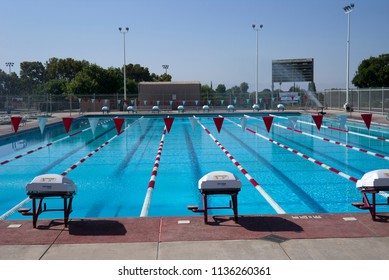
[140,127,168,217]
[246,115,389,161]
[0,117,143,221]
[0,119,112,166]
[195,116,286,214]
[60,117,142,176]
[224,116,359,183]
[270,114,389,143]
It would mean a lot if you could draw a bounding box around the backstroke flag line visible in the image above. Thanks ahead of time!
[88,118,100,135]
[213,117,224,133]
[11,116,22,133]
[361,113,372,130]
[263,116,274,133]
[62,117,73,133]
[113,118,125,134]
[37,117,48,134]
[163,117,174,133]
[312,115,323,131]
[240,116,247,132]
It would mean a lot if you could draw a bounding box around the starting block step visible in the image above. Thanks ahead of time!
[17,208,32,216]
[352,202,370,209]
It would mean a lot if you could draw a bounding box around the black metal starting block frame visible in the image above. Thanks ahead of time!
[188,189,239,223]
[352,186,389,220]
[18,192,75,228]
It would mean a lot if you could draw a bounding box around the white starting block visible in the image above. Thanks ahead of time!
[188,171,241,223]
[19,174,77,228]
[352,169,389,220]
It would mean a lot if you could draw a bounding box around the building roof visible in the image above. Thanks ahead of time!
[139,81,201,85]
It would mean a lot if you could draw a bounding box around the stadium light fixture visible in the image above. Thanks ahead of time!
[119,27,129,107]
[343,4,354,111]
[252,24,263,105]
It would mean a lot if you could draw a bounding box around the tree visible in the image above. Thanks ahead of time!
[201,84,214,101]
[158,73,172,82]
[66,70,98,95]
[215,84,226,93]
[127,63,153,82]
[201,84,214,93]
[20,61,46,95]
[45,57,89,82]
[240,82,249,93]
[352,54,389,88]
[40,79,67,96]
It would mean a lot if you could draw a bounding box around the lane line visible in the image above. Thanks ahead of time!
[0,119,112,166]
[140,126,168,217]
[269,114,389,143]
[247,115,389,161]
[225,116,359,183]
[195,116,286,214]
[0,117,143,221]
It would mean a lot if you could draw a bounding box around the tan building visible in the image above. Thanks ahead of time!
[138,81,201,110]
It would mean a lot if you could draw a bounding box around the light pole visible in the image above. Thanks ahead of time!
[252,24,263,105]
[5,62,14,74]
[5,62,14,113]
[119,27,129,109]
[343,4,354,111]
[162,65,169,74]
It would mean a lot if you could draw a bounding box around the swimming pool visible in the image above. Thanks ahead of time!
[1,112,389,221]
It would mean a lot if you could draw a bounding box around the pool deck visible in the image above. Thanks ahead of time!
[1,109,389,260]
[0,213,388,260]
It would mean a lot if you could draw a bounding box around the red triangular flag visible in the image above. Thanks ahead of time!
[213,117,224,133]
[361,113,372,130]
[62,117,73,133]
[312,115,323,131]
[113,118,125,134]
[163,117,174,133]
[263,116,274,132]
[11,116,22,132]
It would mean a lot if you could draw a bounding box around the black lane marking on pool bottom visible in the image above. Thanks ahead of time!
[224,127,328,213]
[183,124,203,206]
[39,124,116,174]
[252,123,365,176]
[114,119,157,176]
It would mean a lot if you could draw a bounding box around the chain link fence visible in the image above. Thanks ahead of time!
[3,88,389,116]
[323,88,389,114]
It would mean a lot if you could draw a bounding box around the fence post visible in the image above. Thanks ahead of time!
[382,87,384,114]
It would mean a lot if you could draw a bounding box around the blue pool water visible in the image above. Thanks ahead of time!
[1,113,389,220]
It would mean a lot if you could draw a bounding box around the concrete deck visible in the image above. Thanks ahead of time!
[0,213,388,260]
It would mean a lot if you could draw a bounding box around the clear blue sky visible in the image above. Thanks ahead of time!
[1,0,388,92]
